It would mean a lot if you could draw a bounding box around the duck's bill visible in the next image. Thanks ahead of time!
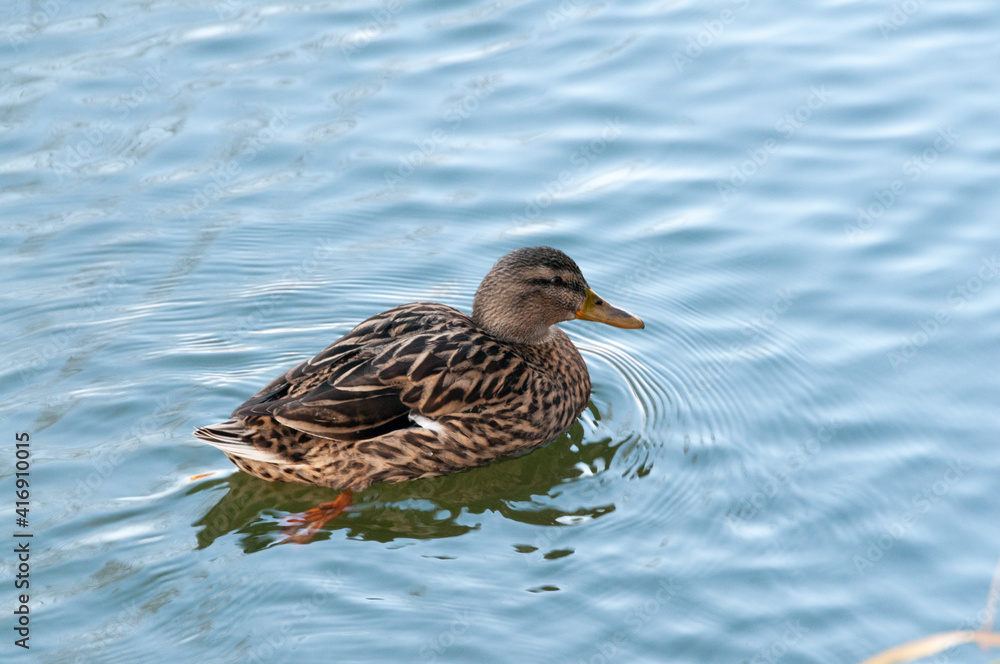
[574,288,644,329]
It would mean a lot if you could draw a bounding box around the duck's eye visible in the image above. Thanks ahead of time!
[549,276,563,285]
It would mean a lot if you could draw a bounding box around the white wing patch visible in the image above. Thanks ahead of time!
[409,413,445,435]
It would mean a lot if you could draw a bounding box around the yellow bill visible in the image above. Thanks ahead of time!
[574,288,644,329]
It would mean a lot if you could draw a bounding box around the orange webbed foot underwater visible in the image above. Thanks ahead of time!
[279,490,354,544]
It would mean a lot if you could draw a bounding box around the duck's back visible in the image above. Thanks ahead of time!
[196,302,592,488]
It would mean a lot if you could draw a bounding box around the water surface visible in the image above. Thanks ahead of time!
[2,1,1000,662]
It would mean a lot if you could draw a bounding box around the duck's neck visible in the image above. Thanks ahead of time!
[471,297,552,345]
[473,312,555,345]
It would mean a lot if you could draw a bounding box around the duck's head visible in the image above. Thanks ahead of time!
[472,246,644,345]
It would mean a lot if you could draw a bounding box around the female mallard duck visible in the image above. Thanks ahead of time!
[195,246,642,536]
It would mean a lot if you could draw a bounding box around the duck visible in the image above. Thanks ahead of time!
[194,246,643,539]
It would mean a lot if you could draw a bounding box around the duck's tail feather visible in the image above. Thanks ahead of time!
[193,419,285,464]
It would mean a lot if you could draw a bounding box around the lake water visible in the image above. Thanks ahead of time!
[3,0,1000,662]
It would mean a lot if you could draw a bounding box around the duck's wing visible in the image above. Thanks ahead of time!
[231,303,505,441]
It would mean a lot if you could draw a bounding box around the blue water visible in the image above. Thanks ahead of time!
[3,0,1000,662]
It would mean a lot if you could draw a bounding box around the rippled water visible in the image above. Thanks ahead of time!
[3,0,1000,662]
